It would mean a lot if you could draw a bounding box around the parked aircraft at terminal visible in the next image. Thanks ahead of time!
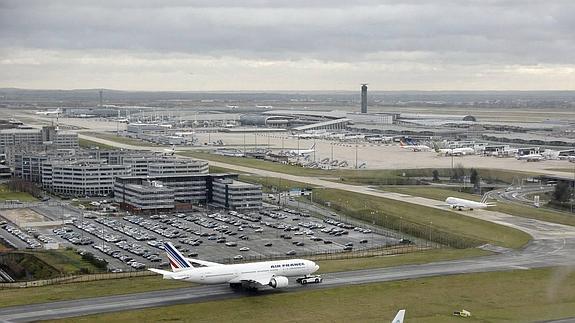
[516,153,545,162]
[287,143,316,156]
[435,146,476,156]
[149,242,320,289]
[35,108,61,116]
[399,139,431,152]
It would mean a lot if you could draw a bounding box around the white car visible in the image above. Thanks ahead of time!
[233,255,243,260]
[296,275,323,285]
[239,247,250,251]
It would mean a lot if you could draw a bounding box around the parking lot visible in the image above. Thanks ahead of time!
[1,204,401,272]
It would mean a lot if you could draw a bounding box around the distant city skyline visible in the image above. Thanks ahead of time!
[1,1,575,91]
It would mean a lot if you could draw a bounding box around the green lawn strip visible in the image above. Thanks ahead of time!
[0,276,191,307]
[51,268,575,323]
[238,174,313,192]
[0,185,37,202]
[179,152,537,185]
[85,132,158,146]
[545,168,575,173]
[312,188,531,249]
[78,138,118,150]
[383,186,575,227]
[0,248,488,307]
[316,248,489,273]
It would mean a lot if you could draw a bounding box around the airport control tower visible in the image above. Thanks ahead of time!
[361,83,368,113]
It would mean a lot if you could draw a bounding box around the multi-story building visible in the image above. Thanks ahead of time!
[1,126,78,165]
[121,156,208,176]
[113,180,175,213]
[42,159,130,197]
[211,178,262,210]
[114,173,261,213]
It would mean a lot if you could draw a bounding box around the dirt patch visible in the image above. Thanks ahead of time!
[0,209,46,226]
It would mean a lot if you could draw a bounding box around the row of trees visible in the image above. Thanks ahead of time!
[432,167,481,192]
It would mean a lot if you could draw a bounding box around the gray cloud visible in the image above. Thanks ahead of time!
[1,1,575,90]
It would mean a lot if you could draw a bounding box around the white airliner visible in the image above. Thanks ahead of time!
[256,105,273,109]
[392,309,406,323]
[516,153,544,162]
[435,146,475,156]
[35,108,62,116]
[399,140,430,152]
[149,242,320,289]
[445,196,495,211]
[287,143,316,156]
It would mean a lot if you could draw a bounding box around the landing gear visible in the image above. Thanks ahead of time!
[229,283,242,289]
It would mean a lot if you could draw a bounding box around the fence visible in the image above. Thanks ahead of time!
[0,269,155,289]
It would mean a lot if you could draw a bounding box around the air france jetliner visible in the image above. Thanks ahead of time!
[445,195,496,211]
[149,242,320,289]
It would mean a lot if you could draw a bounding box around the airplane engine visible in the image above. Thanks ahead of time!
[269,276,289,288]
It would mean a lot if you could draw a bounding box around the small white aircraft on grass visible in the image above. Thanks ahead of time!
[149,242,320,290]
[392,309,406,323]
[444,195,496,211]
[163,145,176,155]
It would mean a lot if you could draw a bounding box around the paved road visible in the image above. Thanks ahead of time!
[4,134,566,321]
[1,236,574,322]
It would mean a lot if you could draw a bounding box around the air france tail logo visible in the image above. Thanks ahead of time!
[164,242,192,270]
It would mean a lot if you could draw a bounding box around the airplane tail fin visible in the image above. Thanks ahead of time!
[392,309,405,323]
[164,242,193,272]
[399,140,405,147]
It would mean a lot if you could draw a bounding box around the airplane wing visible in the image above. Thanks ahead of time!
[228,272,274,286]
[186,258,223,267]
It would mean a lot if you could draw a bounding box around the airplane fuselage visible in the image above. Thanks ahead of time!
[175,259,318,284]
[445,197,490,210]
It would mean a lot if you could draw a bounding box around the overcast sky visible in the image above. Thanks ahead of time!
[1,0,575,91]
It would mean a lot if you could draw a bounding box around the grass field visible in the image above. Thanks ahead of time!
[85,132,158,146]
[312,188,531,249]
[51,268,575,323]
[179,151,537,185]
[0,186,37,202]
[78,138,118,150]
[0,276,191,308]
[0,248,488,307]
[29,249,106,275]
[383,186,575,227]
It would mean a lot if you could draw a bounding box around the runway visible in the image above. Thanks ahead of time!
[1,237,575,322]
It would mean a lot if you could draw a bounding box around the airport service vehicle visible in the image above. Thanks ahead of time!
[287,143,316,156]
[444,196,495,211]
[296,274,322,284]
[392,309,406,323]
[149,242,319,289]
